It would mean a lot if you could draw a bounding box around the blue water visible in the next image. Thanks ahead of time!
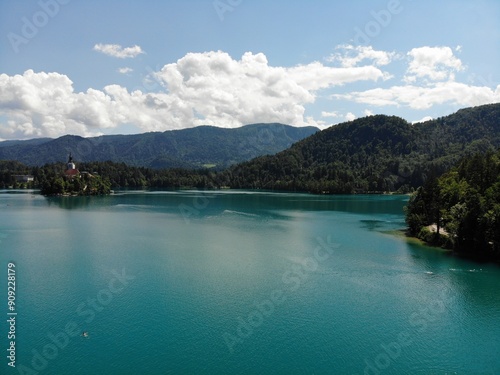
[0,190,499,375]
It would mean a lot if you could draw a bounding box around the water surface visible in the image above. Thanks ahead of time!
[0,190,499,374]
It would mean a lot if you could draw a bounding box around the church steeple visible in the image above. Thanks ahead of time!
[67,153,76,170]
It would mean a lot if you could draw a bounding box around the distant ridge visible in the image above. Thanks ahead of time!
[0,123,319,169]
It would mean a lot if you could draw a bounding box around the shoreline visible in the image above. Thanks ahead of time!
[388,228,500,265]
[387,228,452,252]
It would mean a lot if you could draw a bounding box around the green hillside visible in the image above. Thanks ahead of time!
[0,123,318,169]
[225,103,500,193]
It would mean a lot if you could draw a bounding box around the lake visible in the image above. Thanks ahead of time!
[0,190,499,375]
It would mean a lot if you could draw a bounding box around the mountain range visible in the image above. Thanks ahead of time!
[0,123,318,169]
[2,103,500,194]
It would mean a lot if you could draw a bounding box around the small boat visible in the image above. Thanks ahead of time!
[81,331,89,338]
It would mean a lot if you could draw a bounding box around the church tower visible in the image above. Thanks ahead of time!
[64,153,80,178]
[67,153,76,171]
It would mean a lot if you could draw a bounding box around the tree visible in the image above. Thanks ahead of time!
[405,150,500,261]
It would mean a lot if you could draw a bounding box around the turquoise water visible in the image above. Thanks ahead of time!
[0,190,499,375]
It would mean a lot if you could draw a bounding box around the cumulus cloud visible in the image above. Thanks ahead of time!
[0,51,389,139]
[155,50,387,127]
[93,43,144,58]
[331,45,499,112]
[1,47,498,140]
[345,112,356,121]
[0,71,130,139]
[0,70,177,139]
[404,46,463,83]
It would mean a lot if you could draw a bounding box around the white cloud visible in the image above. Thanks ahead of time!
[412,116,433,124]
[364,109,374,116]
[118,67,133,74]
[404,46,463,83]
[153,51,386,126]
[336,81,500,110]
[345,112,356,121]
[327,45,397,68]
[330,45,499,112]
[321,111,359,125]
[288,62,387,91]
[321,111,340,118]
[2,47,497,140]
[93,43,144,59]
[0,51,389,139]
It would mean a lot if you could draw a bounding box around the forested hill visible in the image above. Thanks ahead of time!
[0,123,318,169]
[227,103,500,193]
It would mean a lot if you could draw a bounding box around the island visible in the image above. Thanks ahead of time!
[40,154,111,196]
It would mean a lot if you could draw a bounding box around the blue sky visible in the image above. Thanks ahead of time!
[0,0,499,140]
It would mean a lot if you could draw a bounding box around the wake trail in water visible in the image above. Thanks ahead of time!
[222,210,260,217]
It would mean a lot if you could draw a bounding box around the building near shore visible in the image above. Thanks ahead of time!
[13,175,34,183]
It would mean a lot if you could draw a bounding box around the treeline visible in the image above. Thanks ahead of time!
[0,161,112,195]
[405,150,500,261]
[0,160,223,191]
[40,173,112,196]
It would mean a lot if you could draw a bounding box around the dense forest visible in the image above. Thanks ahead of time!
[0,160,219,192]
[225,103,500,193]
[405,150,500,261]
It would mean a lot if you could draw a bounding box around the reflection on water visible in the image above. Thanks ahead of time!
[36,189,407,209]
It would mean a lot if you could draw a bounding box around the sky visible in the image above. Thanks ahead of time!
[0,0,499,140]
